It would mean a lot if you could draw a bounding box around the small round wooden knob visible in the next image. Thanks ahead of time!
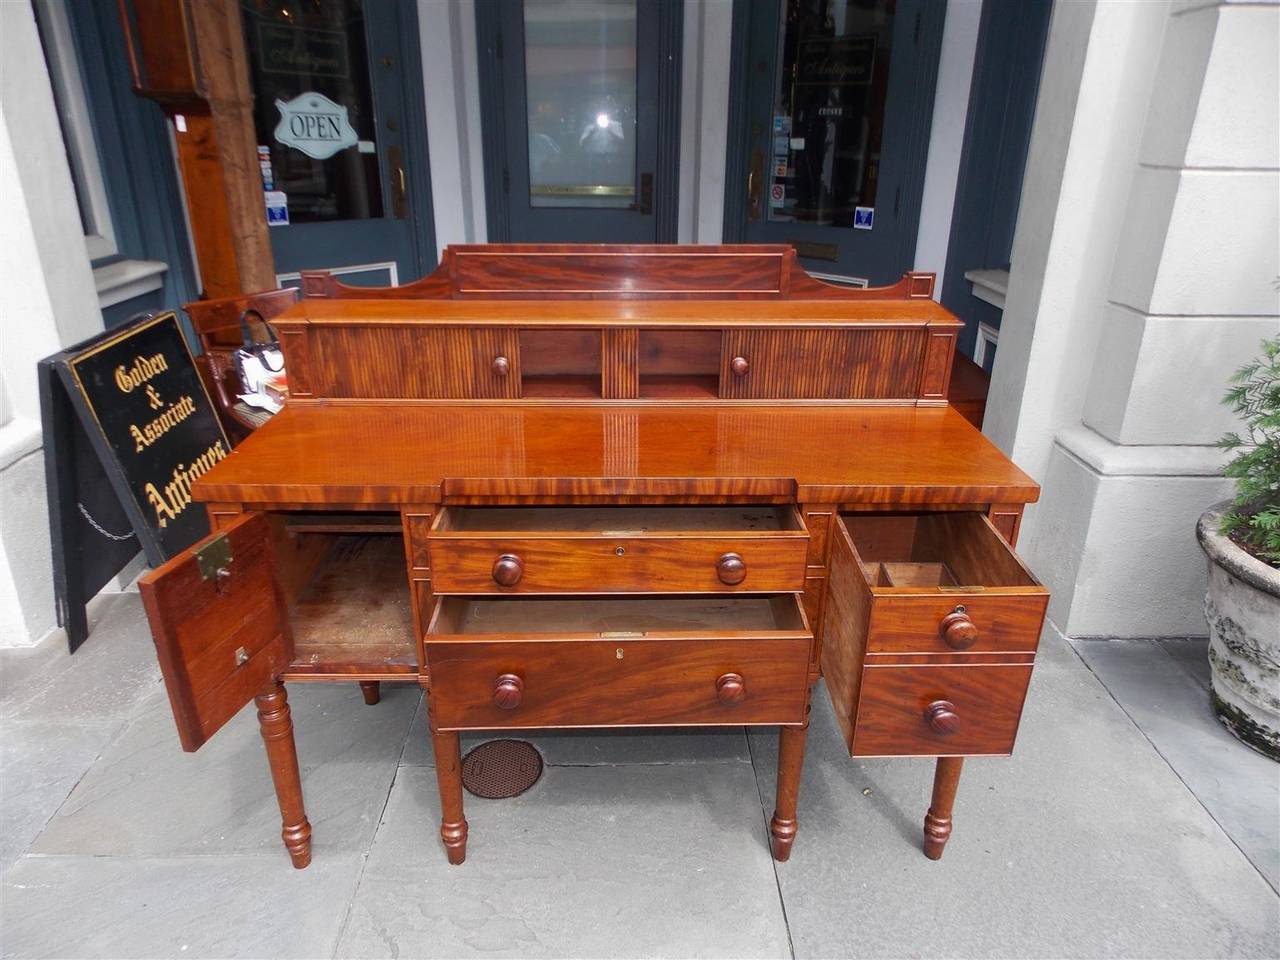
[716,673,747,705]
[493,674,523,709]
[730,356,750,377]
[716,552,747,585]
[492,554,524,586]
[492,355,510,376]
[924,700,960,735]
[939,609,979,650]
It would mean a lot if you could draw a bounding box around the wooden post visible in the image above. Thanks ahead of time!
[119,0,274,297]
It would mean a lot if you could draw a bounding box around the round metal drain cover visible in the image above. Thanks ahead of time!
[461,739,544,799]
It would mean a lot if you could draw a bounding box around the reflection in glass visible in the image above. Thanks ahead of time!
[523,0,637,208]
[768,0,896,227]
[241,0,382,224]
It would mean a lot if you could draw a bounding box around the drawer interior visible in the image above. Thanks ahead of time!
[840,512,1038,591]
[430,594,807,636]
[435,504,803,535]
[270,517,416,677]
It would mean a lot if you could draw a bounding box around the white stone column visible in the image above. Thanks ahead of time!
[992,0,1280,638]
[0,1,104,647]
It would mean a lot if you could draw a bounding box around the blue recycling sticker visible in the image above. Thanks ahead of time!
[854,206,874,230]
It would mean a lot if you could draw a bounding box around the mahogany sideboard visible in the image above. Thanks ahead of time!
[138,245,1047,869]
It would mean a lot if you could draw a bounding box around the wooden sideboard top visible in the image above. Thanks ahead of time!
[192,403,1038,507]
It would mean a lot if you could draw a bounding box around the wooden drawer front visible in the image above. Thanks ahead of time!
[308,326,519,399]
[851,663,1033,757]
[427,637,810,729]
[720,328,926,400]
[429,505,808,594]
[430,537,806,593]
[835,512,1048,656]
[868,595,1047,655]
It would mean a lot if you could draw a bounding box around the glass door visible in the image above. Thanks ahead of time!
[732,0,943,284]
[241,0,434,286]
[491,0,661,243]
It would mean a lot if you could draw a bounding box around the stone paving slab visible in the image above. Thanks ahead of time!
[749,669,1280,959]
[30,682,418,859]
[0,853,363,959]
[1075,637,1280,892]
[400,693,753,767]
[0,717,118,871]
[0,595,165,725]
[335,763,790,959]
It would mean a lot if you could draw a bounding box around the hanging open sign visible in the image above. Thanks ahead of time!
[273,92,358,160]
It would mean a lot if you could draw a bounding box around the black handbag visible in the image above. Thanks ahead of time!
[234,308,284,392]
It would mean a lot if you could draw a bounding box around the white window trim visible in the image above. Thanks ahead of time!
[963,267,1009,311]
[805,271,869,289]
[973,321,999,368]
[275,261,400,288]
[94,259,167,308]
[33,0,118,261]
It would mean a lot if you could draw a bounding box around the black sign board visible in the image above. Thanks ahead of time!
[40,312,230,651]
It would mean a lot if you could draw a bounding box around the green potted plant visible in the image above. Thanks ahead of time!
[1197,335,1280,760]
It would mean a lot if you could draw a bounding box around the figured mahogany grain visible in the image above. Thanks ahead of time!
[851,663,1034,757]
[720,328,927,400]
[838,512,1049,656]
[191,405,1039,508]
[426,636,810,729]
[429,504,807,594]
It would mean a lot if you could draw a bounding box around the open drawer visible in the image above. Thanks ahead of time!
[429,505,808,594]
[424,594,811,730]
[822,512,1048,758]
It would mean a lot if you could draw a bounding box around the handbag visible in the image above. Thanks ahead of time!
[233,308,285,395]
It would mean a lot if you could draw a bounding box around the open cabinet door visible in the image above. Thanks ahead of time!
[139,513,293,752]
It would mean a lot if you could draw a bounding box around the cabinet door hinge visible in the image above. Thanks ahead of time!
[502,167,510,193]
[495,30,503,59]
[913,11,922,46]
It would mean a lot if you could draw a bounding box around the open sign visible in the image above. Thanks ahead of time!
[273,92,359,160]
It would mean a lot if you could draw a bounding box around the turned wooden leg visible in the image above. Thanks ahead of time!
[923,756,964,860]
[359,681,381,705]
[432,730,468,865]
[769,722,809,861]
[255,682,312,869]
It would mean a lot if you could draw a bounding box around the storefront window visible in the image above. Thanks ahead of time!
[241,0,383,223]
[768,0,896,227]
[522,0,638,209]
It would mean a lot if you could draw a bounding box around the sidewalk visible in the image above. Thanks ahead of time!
[2,594,1276,958]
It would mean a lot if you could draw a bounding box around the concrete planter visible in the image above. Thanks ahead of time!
[1197,503,1280,761]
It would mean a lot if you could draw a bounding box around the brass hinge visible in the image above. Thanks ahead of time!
[195,532,233,582]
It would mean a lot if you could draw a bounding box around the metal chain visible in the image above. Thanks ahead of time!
[77,502,134,542]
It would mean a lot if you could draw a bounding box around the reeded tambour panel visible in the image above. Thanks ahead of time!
[720,328,927,400]
[602,329,640,399]
[307,326,521,399]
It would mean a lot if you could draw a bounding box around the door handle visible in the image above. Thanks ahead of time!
[747,149,763,222]
[631,172,653,215]
[389,144,407,219]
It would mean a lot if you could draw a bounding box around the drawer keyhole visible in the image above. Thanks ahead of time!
[614,546,626,557]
